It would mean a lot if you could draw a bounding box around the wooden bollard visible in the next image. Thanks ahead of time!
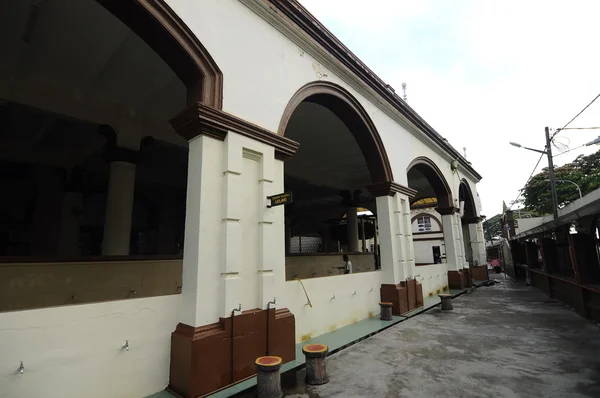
[302,344,329,385]
[379,302,393,321]
[439,294,453,311]
[255,356,283,398]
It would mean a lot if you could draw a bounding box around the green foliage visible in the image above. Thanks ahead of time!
[483,213,502,240]
[521,149,600,215]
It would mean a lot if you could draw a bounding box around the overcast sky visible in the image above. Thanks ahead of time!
[298,0,600,217]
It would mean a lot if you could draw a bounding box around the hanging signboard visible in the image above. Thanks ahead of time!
[267,192,292,208]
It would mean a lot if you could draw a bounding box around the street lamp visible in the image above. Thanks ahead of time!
[509,142,546,154]
[509,127,559,220]
[586,136,600,146]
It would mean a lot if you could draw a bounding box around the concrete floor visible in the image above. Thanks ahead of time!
[249,278,600,397]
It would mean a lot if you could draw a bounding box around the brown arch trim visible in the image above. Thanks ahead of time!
[278,81,394,183]
[407,156,453,209]
[411,212,443,232]
[459,179,478,219]
[97,0,223,108]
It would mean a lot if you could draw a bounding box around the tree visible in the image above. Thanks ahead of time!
[483,214,502,240]
[521,149,600,215]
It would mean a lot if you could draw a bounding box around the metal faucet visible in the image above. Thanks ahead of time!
[18,361,24,374]
[267,298,276,310]
[123,340,129,351]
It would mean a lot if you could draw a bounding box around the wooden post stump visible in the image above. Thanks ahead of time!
[439,294,453,311]
[379,302,393,321]
[255,356,283,398]
[302,344,329,385]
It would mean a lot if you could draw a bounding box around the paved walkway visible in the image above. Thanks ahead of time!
[273,278,600,398]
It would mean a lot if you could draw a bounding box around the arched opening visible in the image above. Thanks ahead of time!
[280,82,393,279]
[0,0,221,311]
[459,179,478,265]
[407,157,453,266]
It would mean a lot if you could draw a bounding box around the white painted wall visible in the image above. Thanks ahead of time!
[0,295,181,398]
[279,271,382,343]
[167,0,481,190]
[414,239,443,264]
[415,263,448,297]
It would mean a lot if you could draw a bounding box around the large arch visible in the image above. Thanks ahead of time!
[97,0,223,108]
[459,179,478,221]
[278,81,393,183]
[407,156,453,210]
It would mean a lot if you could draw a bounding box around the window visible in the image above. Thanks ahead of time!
[417,216,432,232]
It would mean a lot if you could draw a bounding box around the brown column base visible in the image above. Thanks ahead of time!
[380,284,408,315]
[464,268,473,287]
[471,266,489,281]
[447,270,466,290]
[381,280,424,315]
[168,308,295,398]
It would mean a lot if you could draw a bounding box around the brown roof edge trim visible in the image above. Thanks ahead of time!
[268,0,481,180]
[170,103,299,160]
[367,182,417,198]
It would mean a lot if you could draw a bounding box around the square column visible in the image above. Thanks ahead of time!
[370,184,417,284]
[168,104,298,398]
[439,208,464,271]
[179,134,225,326]
[468,221,486,266]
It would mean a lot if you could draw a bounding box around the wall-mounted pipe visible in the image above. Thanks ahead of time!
[266,298,276,356]
[122,340,129,351]
[231,304,242,384]
[18,361,24,375]
[295,278,312,308]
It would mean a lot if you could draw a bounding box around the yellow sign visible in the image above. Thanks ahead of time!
[268,192,293,207]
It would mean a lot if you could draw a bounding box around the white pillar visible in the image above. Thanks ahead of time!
[469,221,486,266]
[180,135,224,327]
[347,207,359,252]
[441,210,464,271]
[102,161,136,255]
[375,194,414,283]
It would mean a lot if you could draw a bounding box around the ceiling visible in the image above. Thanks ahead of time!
[283,101,377,234]
[407,167,436,202]
[0,0,186,146]
[285,101,371,191]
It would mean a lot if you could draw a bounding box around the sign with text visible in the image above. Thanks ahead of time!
[268,192,292,207]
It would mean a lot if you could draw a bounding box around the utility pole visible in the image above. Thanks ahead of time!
[545,127,559,220]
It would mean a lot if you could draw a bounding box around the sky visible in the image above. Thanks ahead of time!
[297,0,600,217]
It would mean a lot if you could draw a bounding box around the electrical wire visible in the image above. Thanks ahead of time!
[560,127,600,130]
[508,153,544,210]
[508,92,600,211]
[553,144,585,158]
[551,92,600,140]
